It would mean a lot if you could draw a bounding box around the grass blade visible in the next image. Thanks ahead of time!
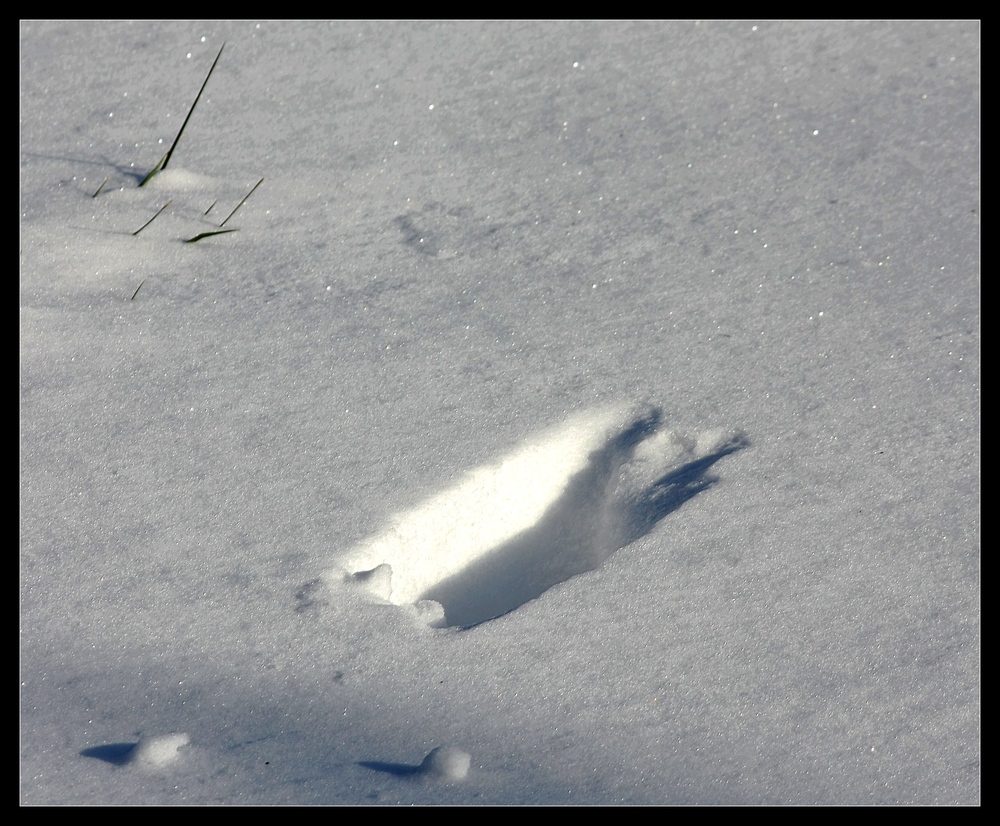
[92,176,109,198]
[220,177,263,227]
[138,152,167,188]
[132,200,172,236]
[185,229,238,243]
[130,279,146,300]
[162,42,226,171]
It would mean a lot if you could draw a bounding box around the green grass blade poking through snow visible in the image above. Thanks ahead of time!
[138,153,167,188]
[220,178,263,227]
[139,42,226,187]
[132,200,172,236]
[185,229,238,243]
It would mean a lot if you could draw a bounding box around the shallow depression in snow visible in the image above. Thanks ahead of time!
[331,405,747,627]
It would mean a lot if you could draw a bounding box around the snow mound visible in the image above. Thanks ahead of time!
[412,598,447,628]
[142,168,220,192]
[348,563,393,601]
[128,733,190,769]
[419,745,471,782]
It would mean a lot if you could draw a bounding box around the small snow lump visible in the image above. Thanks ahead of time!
[419,745,471,782]
[129,732,190,768]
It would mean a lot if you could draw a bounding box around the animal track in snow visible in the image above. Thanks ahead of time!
[331,405,746,627]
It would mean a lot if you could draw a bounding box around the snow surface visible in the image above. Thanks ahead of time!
[21,21,979,804]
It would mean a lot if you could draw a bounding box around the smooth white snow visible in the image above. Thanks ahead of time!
[21,20,979,805]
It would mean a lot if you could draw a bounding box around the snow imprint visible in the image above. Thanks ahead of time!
[331,406,747,627]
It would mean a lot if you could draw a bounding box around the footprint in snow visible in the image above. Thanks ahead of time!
[331,404,747,628]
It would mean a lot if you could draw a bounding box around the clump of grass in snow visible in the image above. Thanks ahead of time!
[139,43,226,187]
[106,43,258,252]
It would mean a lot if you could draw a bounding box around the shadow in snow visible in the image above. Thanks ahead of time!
[81,742,137,766]
[394,202,508,260]
[615,433,749,548]
[421,416,748,628]
[357,759,422,778]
